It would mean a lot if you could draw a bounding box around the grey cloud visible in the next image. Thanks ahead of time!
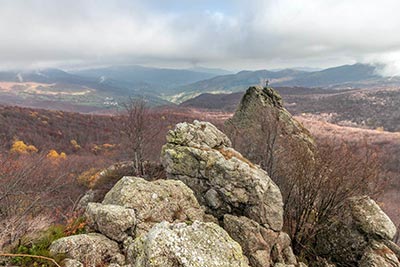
[0,0,399,73]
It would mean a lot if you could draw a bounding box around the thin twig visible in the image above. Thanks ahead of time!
[0,253,61,267]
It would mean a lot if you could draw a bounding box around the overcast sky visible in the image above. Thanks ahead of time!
[1,0,400,74]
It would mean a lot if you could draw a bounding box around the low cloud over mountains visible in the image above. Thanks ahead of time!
[1,0,400,73]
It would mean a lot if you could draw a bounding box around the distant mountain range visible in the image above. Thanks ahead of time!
[0,63,399,110]
[0,66,231,109]
[171,63,400,103]
[71,65,229,94]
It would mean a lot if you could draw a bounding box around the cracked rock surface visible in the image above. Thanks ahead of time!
[161,120,302,267]
[161,120,284,231]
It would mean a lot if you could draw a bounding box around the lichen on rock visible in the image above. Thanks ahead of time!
[360,241,400,267]
[128,220,250,267]
[85,203,136,242]
[161,120,284,231]
[223,214,297,267]
[348,196,397,240]
[102,176,206,235]
[49,233,125,267]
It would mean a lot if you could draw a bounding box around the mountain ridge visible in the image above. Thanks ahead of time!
[1,63,399,110]
[170,63,400,103]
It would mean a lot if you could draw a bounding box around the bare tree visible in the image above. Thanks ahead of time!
[120,98,162,176]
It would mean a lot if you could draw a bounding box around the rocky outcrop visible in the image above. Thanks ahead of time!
[161,120,301,267]
[129,221,249,267]
[226,86,315,154]
[50,176,248,267]
[49,113,399,267]
[102,176,206,235]
[316,196,400,267]
[161,120,283,231]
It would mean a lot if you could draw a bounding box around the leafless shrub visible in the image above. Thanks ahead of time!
[226,106,386,258]
[0,154,87,249]
[0,215,53,250]
[278,139,385,254]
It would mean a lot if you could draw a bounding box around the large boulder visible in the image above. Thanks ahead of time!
[349,196,397,240]
[85,203,136,242]
[128,220,249,267]
[102,176,205,235]
[316,196,400,267]
[161,120,283,231]
[49,233,125,267]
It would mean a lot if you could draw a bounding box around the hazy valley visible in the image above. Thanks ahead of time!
[2,63,400,113]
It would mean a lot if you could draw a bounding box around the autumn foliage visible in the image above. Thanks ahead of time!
[47,150,67,160]
[10,140,38,155]
[0,104,205,251]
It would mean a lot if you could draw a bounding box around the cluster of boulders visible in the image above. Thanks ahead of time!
[50,176,248,267]
[50,120,303,267]
[49,86,399,267]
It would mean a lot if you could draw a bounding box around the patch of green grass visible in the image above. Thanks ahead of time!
[11,225,66,267]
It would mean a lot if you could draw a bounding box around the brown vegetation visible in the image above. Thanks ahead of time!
[0,101,398,264]
[297,116,400,234]
[0,104,211,251]
[225,106,386,259]
[0,154,91,248]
